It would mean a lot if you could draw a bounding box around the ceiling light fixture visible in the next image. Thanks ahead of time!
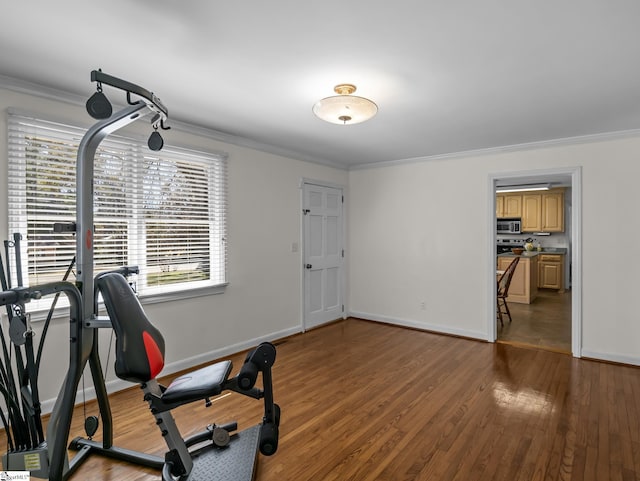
[312,84,378,125]
[496,183,552,193]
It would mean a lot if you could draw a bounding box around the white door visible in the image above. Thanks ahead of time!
[303,183,344,330]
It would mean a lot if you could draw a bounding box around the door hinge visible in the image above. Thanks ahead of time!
[342,249,344,257]
[342,304,344,312]
[342,195,344,203]
[303,209,310,215]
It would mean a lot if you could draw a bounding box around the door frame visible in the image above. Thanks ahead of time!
[299,178,347,332]
[487,166,582,357]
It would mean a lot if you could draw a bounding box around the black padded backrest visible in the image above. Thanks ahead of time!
[97,273,165,383]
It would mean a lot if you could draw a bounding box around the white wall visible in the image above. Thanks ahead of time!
[348,136,640,365]
[3,83,640,415]
[0,87,347,410]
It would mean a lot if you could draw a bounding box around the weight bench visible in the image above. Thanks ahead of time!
[96,272,279,481]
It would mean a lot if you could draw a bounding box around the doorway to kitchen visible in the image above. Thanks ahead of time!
[488,167,582,357]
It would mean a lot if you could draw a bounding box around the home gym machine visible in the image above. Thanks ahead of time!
[1,71,279,480]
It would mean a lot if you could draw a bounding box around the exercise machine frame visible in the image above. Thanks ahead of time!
[2,71,279,481]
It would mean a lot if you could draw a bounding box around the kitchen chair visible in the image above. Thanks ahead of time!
[497,256,520,326]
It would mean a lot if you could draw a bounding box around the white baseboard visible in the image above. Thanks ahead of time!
[348,311,488,341]
[39,324,302,415]
[350,311,640,367]
[580,349,640,367]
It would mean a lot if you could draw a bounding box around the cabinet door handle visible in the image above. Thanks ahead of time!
[305,264,312,269]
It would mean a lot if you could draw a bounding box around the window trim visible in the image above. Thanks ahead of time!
[6,109,229,315]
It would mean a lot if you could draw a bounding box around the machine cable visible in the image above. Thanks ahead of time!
[0,233,46,451]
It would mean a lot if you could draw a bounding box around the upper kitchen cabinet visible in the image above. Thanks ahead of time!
[521,194,541,231]
[541,190,564,232]
[496,194,522,218]
[521,189,565,232]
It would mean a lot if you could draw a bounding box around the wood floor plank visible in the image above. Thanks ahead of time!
[2,318,639,481]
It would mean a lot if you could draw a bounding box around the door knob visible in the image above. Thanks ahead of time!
[305,264,312,269]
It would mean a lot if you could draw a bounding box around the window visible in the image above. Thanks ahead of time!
[7,111,227,306]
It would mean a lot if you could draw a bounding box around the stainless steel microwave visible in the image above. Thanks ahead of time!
[497,218,521,234]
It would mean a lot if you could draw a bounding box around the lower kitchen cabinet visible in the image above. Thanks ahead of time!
[497,255,538,304]
[538,254,564,291]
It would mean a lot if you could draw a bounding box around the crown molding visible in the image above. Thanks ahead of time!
[349,128,640,171]
[6,73,636,174]
[0,74,346,171]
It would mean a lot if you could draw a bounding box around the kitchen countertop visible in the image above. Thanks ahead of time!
[498,247,567,258]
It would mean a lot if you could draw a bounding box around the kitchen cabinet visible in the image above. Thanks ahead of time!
[520,189,565,232]
[496,195,504,218]
[496,194,522,218]
[538,254,564,291]
[541,191,564,232]
[521,194,541,232]
[497,255,538,304]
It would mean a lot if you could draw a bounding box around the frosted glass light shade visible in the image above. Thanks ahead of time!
[312,84,378,125]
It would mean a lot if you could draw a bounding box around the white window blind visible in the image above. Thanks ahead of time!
[7,112,227,304]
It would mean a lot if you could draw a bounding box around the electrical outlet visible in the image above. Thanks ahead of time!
[420,301,426,310]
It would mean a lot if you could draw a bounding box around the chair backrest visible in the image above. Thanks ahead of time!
[497,256,520,297]
[97,272,165,383]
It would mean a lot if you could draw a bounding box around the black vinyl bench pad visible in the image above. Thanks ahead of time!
[161,360,233,404]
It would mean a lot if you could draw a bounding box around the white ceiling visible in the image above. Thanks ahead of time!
[2,1,640,169]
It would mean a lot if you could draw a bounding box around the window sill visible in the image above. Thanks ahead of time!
[4,283,228,324]
[139,283,228,305]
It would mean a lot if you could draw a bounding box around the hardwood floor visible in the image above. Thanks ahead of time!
[3,318,639,481]
[498,289,572,353]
